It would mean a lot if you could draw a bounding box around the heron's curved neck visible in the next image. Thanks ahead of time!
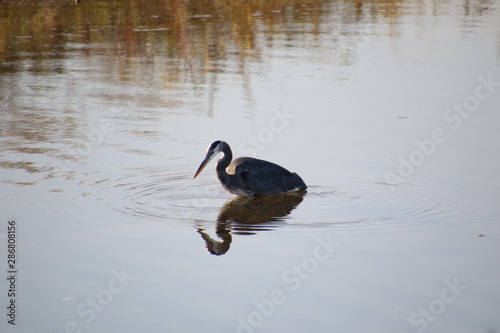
[215,142,232,177]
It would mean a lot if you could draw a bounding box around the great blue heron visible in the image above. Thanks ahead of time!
[193,140,307,197]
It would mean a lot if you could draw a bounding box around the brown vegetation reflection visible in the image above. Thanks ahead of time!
[197,191,305,255]
[0,0,425,74]
[1,0,495,73]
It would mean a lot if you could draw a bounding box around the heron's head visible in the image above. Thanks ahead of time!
[193,140,223,179]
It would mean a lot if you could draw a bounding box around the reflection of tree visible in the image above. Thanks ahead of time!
[197,191,305,255]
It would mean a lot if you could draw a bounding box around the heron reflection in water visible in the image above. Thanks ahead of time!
[194,141,307,197]
[198,192,306,255]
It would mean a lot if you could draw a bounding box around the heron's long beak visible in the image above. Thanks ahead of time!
[193,153,214,179]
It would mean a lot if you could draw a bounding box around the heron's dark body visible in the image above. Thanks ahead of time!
[194,140,307,197]
[219,156,307,197]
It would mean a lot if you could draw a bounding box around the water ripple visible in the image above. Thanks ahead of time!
[76,165,499,232]
[79,165,228,224]
[284,171,499,230]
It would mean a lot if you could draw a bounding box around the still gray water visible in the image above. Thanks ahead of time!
[1,0,499,332]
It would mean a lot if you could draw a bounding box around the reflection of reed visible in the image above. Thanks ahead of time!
[197,191,305,255]
[2,0,491,68]
[0,0,416,74]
